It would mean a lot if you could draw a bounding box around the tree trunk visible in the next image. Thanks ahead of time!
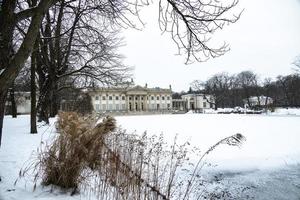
[9,85,17,118]
[0,90,8,147]
[37,89,50,124]
[49,81,58,117]
[30,42,38,133]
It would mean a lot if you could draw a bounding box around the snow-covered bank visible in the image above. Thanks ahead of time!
[203,107,300,115]
[270,107,300,116]
[0,116,77,200]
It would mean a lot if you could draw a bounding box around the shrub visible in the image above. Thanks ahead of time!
[34,112,116,192]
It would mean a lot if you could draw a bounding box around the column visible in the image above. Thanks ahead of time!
[133,95,136,111]
[144,95,147,111]
[140,96,142,111]
[127,95,130,111]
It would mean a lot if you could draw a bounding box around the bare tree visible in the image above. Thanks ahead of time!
[158,0,242,63]
[276,74,300,107]
[0,0,241,145]
[293,55,300,73]
[8,85,17,118]
[30,40,38,133]
[236,70,258,108]
[0,0,59,145]
[192,72,234,109]
[35,1,132,122]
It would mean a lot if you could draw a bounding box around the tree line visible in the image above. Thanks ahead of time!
[0,0,241,146]
[190,70,300,109]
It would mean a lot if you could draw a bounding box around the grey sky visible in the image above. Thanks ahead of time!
[120,0,300,92]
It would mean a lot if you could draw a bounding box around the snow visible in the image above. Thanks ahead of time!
[115,113,300,199]
[1,112,300,199]
[0,116,83,200]
[270,107,300,116]
[115,114,300,170]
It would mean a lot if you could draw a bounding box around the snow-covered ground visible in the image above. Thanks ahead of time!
[116,114,300,170]
[1,112,300,199]
[204,107,300,115]
[270,107,300,116]
[116,114,300,199]
[0,116,78,200]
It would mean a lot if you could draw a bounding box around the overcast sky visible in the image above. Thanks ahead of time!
[120,0,300,92]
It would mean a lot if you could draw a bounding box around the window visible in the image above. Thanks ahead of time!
[129,97,132,100]
[25,96,31,100]
[157,96,159,100]
[203,102,206,108]
[115,96,119,100]
[122,96,125,100]
[109,96,112,100]
[102,96,106,100]
[167,96,170,100]
[135,96,138,100]
[162,96,165,100]
[95,96,99,100]
[109,104,113,110]
[116,104,119,110]
[141,97,144,100]
[122,104,126,110]
[167,104,170,110]
[95,104,100,111]
[102,104,106,110]
[151,96,154,100]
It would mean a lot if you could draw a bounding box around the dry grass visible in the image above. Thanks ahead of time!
[18,112,246,199]
[39,112,116,191]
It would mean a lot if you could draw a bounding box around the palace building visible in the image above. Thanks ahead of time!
[88,84,173,113]
[172,93,215,113]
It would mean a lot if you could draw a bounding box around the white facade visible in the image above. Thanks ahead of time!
[181,93,215,111]
[244,96,273,107]
[89,85,172,113]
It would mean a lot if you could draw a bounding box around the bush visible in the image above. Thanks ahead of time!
[32,112,116,192]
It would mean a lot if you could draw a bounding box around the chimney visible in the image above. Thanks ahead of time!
[145,83,148,88]
[169,84,172,90]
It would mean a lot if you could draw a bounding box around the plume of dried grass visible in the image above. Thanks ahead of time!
[38,112,116,191]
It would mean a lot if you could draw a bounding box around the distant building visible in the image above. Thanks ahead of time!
[173,93,215,112]
[88,84,172,113]
[243,96,273,108]
[5,92,31,114]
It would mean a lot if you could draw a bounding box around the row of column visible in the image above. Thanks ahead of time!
[127,95,147,111]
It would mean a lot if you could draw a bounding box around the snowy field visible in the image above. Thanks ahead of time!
[0,112,300,199]
[116,113,300,170]
[116,113,300,199]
